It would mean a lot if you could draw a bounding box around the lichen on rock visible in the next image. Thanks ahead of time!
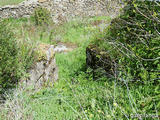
[23,43,58,90]
[35,43,55,61]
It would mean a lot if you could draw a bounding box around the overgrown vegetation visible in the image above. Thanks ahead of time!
[0,0,159,119]
[0,19,35,94]
[33,7,52,26]
[94,0,160,83]
[0,20,19,92]
[92,0,160,118]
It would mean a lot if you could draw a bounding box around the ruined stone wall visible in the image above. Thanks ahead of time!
[0,0,48,19]
[0,0,121,23]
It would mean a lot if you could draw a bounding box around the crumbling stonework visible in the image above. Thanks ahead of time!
[0,0,48,19]
[25,44,58,90]
[0,0,121,23]
[22,43,76,90]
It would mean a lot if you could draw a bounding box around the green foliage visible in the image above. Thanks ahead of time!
[0,19,35,93]
[33,7,52,26]
[0,17,159,120]
[95,0,160,83]
[91,2,160,118]
[0,20,20,92]
[24,43,159,120]
[117,1,159,82]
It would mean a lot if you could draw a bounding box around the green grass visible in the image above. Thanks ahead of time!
[2,17,54,45]
[3,16,104,46]
[0,0,24,6]
[0,16,159,120]
[28,46,159,119]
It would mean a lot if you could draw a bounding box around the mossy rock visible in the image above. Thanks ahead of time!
[86,44,114,78]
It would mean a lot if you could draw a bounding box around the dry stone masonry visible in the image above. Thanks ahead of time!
[0,0,121,23]
[22,43,76,90]
[25,44,58,90]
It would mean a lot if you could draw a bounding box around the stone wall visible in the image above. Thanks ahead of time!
[0,0,121,23]
[0,0,48,19]
[26,43,58,90]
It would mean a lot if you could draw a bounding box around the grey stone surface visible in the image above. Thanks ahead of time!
[24,45,58,90]
[21,43,76,90]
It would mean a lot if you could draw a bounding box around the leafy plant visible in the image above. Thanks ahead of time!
[0,19,35,93]
[0,20,20,92]
[33,7,52,26]
[94,0,160,83]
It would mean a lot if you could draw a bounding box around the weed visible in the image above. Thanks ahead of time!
[33,7,52,26]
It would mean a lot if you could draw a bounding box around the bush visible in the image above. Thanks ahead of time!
[94,0,160,83]
[0,19,35,93]
[33,7,52,26]
[0,20,20,92]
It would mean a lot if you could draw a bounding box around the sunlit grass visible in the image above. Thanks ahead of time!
[0,0,24,6]
[0,16,159,120]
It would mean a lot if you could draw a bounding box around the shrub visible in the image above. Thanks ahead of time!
[33,7,52,26]
[91,1,160,115]
[94,0,160,83]
[0,19,35,93]
[0,20,20,92]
